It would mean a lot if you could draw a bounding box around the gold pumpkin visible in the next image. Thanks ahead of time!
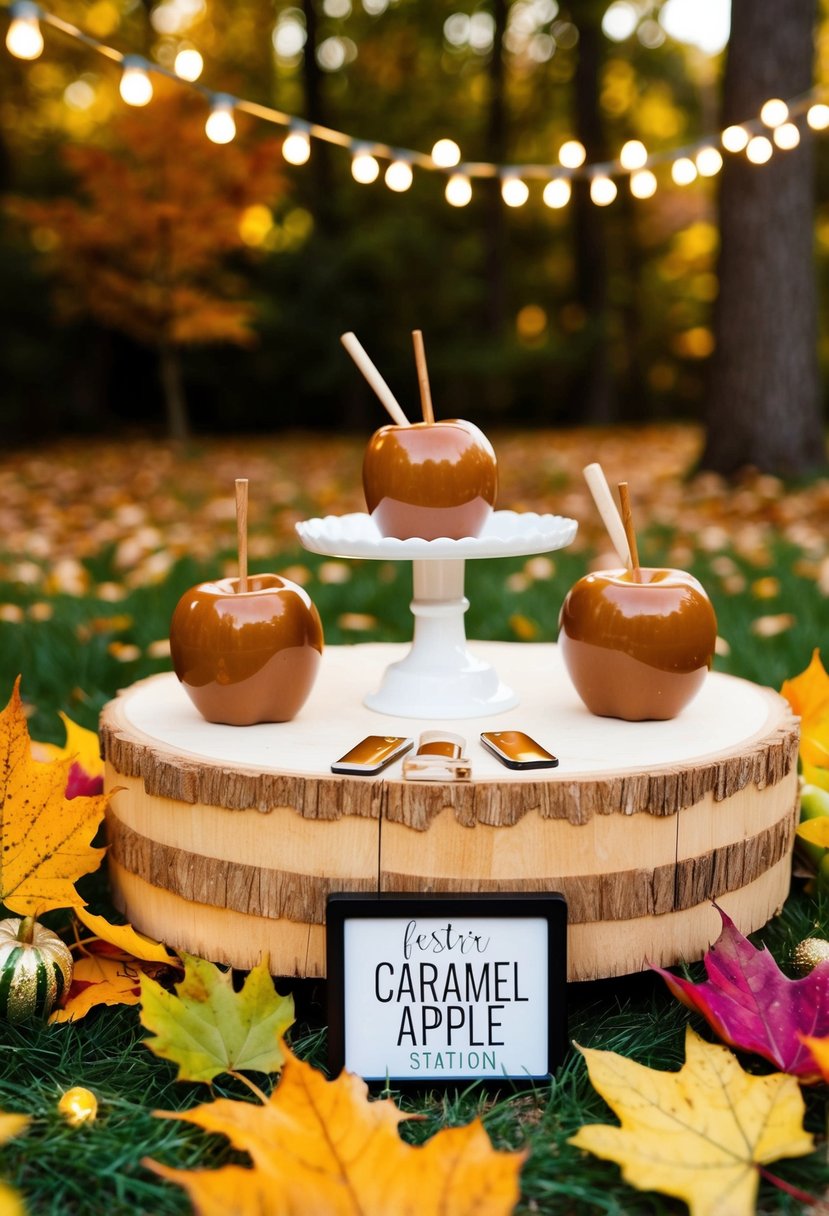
[0,916,73,1023]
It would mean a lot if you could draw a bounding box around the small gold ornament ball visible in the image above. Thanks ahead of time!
[793,937,829,975]
[57,1087,98,1127]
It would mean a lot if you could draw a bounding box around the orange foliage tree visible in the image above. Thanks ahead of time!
[8,86,285,438]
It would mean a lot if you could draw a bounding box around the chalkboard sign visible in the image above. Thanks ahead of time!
[326,893,567,1086]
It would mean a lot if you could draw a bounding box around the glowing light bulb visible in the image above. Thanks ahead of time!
[5,3,43,60]
[558,139,586,169]
[543,177,571,209]
[501,176,529,207]
[671,157,697,185]
[58,1087,98,1127]
[205,96,236,144]
[629,168,656,198]
[445,173,472,206]
[695,146,723,176]
[352,151,379,183]
[590,175,617,206]
[385,159,413,191]
[174,46,203,81]
[773,122,800,150]
[807,103,829,130]
[760,97,788,128]
[619,139,647,171]
[119,57,153,107]
[431,138,461,168]
[746,135,773,164]
[721,124,749,153]
[282,131,311,165]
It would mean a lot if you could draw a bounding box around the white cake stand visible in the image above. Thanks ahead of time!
[295,510,577,718]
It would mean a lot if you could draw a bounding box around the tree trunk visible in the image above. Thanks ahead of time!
[700,0,825,476]
[571,9,615,424]
[300,0,334,228]
[159,343,189,442]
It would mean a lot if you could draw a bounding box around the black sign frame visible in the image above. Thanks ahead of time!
[326,891,567,1089]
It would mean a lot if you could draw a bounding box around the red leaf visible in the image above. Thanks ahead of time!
[651,906,829,1082]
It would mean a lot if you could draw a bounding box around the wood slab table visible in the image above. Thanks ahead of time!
[100,642,799,982]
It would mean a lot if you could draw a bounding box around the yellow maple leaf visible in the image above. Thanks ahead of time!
[49,954,144,1024]
[73,906,174,964]
[0,1111,29,1216]
[570,1027,813,1216]
[146,1046,524,1215]
[140,954,294,1084]
[781,650,829,768]
[30,713,103,780]
[0,680,107,915]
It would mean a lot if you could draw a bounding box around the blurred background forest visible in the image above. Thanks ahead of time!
[1,0,828,467]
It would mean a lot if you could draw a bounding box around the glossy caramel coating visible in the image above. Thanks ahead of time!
[170,574,323,726]
[558,568,717,721]
[363,420,497,540]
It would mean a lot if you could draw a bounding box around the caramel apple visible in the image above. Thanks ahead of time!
[170,574,323,725]
[558,567,717,721]
[362,419,498,540]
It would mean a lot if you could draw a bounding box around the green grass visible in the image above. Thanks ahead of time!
[0,509,828,1213]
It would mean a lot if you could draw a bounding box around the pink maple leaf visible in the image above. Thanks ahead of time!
[651,905,829,1082]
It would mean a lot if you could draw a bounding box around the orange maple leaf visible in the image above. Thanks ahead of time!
[0,679,108,915]
[146,1046,524,1215]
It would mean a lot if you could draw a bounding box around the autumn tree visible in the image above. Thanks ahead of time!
[8,86,284,439]
[701,0,826,475]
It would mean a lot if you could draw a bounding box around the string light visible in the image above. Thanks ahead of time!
[760,98,789,128]
[721,125,750,153]
[119,56,153,107]
[590,175,617,206]
[6,1,43,59]
[57,1087,98,1127]
[4,4,828,208]
[431,138,461,168]
[282,129,311,165]
[773,122,800,150]
[205,95,236,144]
[558,140,586,169]
[501,176,529,207]
[174,46,203,82]
[385,159,413,192]
[746,134,773,164]
[695,146,723,176]
[629,169,657,199]
[619,139,648,171]
[351,149,379,183]
[445,173,472,206]
[807,103,829,130]
[543,178,571,209]
[671,157,697,185]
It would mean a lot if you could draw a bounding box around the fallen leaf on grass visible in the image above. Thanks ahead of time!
[50,952,144,1023]
[570,1027,813,1216]
[781,649,829,768]
[147,1046,524,1216]
[0,1111,29,1216]
[73,906,175,964]
[0,679,107,915]
[140,954,294,1083]
[651,906,829,1081]
[31,710,104,798]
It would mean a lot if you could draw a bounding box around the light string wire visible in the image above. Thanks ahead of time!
[3,1,827,191]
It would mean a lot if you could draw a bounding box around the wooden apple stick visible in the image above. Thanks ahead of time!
[617,481,641,581]
[412,329,435,424]
[582,463,632,568]
[235,478,249,593]
[340,332,411,427]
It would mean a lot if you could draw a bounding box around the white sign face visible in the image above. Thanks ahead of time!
[341,913,551,1080]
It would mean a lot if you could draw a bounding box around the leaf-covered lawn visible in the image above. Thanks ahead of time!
[0,424,828,1214]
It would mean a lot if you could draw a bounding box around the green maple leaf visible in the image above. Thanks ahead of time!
[140,954,294,1083]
